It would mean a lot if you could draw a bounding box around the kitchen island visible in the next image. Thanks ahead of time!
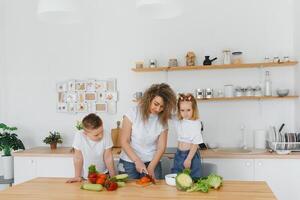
[0,177,276,200]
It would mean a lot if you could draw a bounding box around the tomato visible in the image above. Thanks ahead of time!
[140,176,151,183]
[88,173,98,184]
[96,177,106,185]
[97,173,107,179]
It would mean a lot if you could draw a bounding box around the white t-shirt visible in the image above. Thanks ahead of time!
[172,118,203,144]
[72,131,113,178]
[119,106,167,162]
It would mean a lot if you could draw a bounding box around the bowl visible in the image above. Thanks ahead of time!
[276,150,291,155]
[165,173,177,186]
[276,89,289,97]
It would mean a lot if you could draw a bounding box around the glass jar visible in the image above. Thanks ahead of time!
[235,86,243,97]
[232,51,243,64]
[245,86,254,96]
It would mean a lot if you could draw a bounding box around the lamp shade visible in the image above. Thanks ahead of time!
[37,0,82,24]
[136,0,183,19]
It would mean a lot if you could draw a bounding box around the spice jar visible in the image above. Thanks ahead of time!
[232,51,243,64]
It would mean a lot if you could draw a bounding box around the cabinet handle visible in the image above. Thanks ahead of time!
[245,162,251,167]
[257,161,262,166]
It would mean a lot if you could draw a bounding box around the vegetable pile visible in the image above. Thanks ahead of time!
[176,169,223,193]
[81,164,128,192]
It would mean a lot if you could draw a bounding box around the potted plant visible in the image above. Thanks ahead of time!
[43,131,63,149]
[75,121,83,131]
[0,123,25,179]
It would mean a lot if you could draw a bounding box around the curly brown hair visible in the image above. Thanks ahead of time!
[177,93,199,120]
[139,83,177,126]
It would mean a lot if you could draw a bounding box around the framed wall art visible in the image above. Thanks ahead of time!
[56,78,118,114]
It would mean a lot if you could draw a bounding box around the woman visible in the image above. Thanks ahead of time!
[119,83,177,179]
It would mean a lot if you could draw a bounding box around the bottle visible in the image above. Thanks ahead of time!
[264,71,272,96]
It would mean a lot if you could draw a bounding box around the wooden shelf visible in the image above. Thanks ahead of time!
[197,96,299,102]
[132,61,298,72]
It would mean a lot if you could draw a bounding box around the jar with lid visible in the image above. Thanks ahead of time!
[245,86,254,96]
[235,86,243,97]
[222,49,231,64]
[232,51,243,64]
[254,86,262,97]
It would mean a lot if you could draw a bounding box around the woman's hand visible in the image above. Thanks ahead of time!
[147,164,156,180]
[135,160,148,174]
[66,177,82,183]
[183,158,192,169]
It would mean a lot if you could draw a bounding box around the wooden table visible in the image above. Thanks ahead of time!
[0,178,276,200]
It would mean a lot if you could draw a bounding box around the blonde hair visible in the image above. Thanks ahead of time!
[177,93,199,120]
[139,83,177,126]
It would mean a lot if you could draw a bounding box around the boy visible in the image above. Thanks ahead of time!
[67,113,116,183]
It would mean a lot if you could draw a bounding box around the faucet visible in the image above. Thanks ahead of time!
[240,124,247,150]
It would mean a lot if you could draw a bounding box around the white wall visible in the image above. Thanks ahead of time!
[0,0,296,149]
[294,0,300,130]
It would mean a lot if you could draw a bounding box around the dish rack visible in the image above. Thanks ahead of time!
[267,140,300,151]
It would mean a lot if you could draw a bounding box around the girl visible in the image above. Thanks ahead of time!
[119,83,177,180]
[171,93,203,179]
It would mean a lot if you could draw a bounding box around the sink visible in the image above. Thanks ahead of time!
[212,148,267,154]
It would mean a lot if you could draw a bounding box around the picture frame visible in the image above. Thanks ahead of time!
[105,91,118,101]
[95,102,107,113]
[87,101,96,112]
[67,103,76,113]
[57,103,68,112]
[95,80,107,91]
[97,91,106,101]
[86,80,96,92]
[68,80,76,92]
[106,78,117,91]
[107,101,117,114]
[58,92,66,103]
[56,82,68,92]
[77,92,85,103]
[75,81,86,91]
[65,92,77,103]
[85,92,97,101]
[77,102,88,112]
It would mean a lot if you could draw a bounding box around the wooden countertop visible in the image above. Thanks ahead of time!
[13,146,300,159]
[0,177,276,200]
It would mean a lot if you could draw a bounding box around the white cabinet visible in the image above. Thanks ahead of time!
[203,158,254,181]
[254,159,300,200]
[14,156,74,185]
[14,157,37,184]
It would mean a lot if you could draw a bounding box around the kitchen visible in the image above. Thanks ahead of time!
[1,0,300,199]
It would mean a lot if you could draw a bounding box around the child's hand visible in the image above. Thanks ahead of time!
[183,158,192,169]
[66,177,82,183]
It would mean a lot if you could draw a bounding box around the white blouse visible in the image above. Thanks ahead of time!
[119,106,167,162]
[172,118,203,144]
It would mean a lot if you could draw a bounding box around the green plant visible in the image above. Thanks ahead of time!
[0,123,25,156]
[75,121,83,131]
[43,131,63,144]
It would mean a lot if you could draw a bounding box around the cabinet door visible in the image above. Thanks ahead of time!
[255,159,300,200]
[36,157,74,178]
[14,157,37,185]
[203,158,254,181]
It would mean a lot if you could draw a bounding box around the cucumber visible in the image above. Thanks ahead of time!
[81,183,103,191]
[116,182,126,187]
[111,174,129,182]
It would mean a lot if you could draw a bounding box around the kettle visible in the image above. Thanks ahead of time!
[203,56,217,65]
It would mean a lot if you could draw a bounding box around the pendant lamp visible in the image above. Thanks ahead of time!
[136,0,183,19]
[37,0,82,24]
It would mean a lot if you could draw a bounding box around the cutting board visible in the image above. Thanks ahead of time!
[111,121,121,147]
